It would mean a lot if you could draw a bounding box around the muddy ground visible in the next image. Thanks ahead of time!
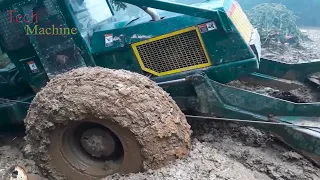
[0,129,41,180]
[2,121,320,180]
[262,27,320,63]
[105,121,320,180]
[1,27,320,180]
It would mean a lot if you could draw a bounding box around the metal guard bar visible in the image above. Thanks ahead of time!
[188,74,320,167]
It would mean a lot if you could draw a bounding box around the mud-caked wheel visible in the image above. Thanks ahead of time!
[23,67,191,180]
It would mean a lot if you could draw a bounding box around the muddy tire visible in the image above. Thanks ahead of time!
[23,67,191,180]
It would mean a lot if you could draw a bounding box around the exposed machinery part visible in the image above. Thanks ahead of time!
[140,6,161,21]
[23,67,191,180]
[4,166,28,180]
[3,166,43,180]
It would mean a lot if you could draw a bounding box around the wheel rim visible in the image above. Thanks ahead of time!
[80,128,116,158]
[60,122,124,176]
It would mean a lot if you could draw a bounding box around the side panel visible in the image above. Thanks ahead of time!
[13,0,87,79]
[93,17,256,82]
[0,3,48,91]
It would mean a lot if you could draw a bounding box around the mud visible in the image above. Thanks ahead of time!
[23,67,191,179]
[261,27,320,63]
[194,122,320,180]
[0,132,40,180]
[228,80,320,103]
[1,120,320,180]
[103,121,320,180]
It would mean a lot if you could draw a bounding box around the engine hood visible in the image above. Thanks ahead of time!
[95,0,224,31]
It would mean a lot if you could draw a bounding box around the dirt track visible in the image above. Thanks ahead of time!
[1,28,320,180]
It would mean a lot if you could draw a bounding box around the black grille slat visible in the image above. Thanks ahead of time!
[43,0,60,16]
[136,30,209,74]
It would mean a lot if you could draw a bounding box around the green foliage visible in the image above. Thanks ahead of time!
[239,0,320,26]
[247,3,303,45]
[110,0,127,11]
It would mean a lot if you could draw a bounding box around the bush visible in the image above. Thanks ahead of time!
[247,3,303,45]
[238,0,320,26]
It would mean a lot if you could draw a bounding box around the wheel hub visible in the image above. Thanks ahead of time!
[80,128,116,157]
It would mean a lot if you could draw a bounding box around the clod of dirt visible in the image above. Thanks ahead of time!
[282,151,303,161]
[23,67,191,179]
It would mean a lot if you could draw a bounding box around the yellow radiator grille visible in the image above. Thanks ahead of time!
[132,27,211,76]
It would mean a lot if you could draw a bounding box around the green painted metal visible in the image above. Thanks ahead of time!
[0,0,258,123]
[257,58,320,82]
[90,0,256,81]
[153,58,258,84]
[0,95,34,126]
[238,58,320,91]
[0,62,33,98]
[0,1,49,91]
[92,19,255,77]
[0,0,25,11]
[90,12,217,54]
[12,0,89,79]
[119,0,231,32]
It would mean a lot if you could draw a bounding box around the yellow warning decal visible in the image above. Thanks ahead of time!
[227,1,253,43]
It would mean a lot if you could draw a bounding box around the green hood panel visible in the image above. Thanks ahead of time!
[90,0,226,54]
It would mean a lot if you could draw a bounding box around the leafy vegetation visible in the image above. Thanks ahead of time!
[110,0,127,11]
[239,0,320,26]
[247,3,304,46]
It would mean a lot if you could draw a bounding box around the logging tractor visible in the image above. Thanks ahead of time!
[0,0,320,179]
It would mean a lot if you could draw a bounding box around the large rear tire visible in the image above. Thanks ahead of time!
[23,67,191,180]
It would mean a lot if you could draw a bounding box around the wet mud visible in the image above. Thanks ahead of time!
[228,80,320,103]
[1,120,320,180]
[261,27,320,63]
[0,132,41,180]
[103,121,320,180]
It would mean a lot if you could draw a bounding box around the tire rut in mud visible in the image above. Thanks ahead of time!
[104,121,320,180]
[191,121,320,180]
